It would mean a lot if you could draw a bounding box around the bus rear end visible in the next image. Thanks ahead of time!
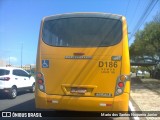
[35,12,130,111]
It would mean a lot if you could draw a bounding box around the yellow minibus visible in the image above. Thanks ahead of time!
[35,12,130,111]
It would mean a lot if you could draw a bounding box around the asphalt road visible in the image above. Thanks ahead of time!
[0,91,130,120]
[0,91,35,111]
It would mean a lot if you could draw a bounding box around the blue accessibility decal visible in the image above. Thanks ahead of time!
[42,60,49,68]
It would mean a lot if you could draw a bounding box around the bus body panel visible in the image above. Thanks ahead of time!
[39,40,123,97]
[35,89,129,111]
[121,17,130,94]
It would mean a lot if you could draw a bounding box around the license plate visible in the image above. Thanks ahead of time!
[70,88,87,94]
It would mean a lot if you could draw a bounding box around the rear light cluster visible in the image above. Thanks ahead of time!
[115,75,127,96]
[36,72,45,92]
[0,77,10,81]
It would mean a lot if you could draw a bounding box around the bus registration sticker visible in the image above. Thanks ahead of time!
[42,60,49,68]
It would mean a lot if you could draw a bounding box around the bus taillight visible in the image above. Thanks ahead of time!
[115,75,127,96]
[36,72,45,92]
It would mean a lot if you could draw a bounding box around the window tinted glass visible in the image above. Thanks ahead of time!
[20,70,29,77]
[0,69,10,76]
[13,70,29,77]
[13,70,19,76]
[42,17,122,47]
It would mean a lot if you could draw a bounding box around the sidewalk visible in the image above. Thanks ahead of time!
[130,77,160,120]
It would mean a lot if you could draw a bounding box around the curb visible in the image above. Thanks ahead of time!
[129,97,147,120]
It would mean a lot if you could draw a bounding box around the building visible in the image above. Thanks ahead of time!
[14,64,36,74]
[0,59,7,67]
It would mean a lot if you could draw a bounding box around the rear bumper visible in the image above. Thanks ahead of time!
[35,89,129,111]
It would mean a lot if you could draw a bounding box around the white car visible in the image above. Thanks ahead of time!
[136,70,144,77]
[0,67,35,99]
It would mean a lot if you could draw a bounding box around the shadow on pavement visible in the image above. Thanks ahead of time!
[3,99,35,111]
[131,77,144,93]
[131,77,160,94]
[0,91,33,100]
[131,77,143,84]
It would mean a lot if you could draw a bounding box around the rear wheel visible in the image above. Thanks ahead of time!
[30,83,35,93]
[9,86,17,99]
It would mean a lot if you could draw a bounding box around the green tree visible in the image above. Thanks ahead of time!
[130,12,160,59]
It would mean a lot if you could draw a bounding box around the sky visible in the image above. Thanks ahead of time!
[0,0,159,66]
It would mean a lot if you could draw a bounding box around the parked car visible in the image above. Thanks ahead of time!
[0,67,35,99]
[136,70,144,78]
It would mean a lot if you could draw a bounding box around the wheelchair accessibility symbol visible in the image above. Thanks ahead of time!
[42,60,49,68]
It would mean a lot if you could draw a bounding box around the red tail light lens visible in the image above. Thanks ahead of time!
[0,77,10,81]
[118,82,124,88]
[38,79,43,84]
[37,73,43,78]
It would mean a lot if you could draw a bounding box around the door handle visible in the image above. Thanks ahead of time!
[15,78,18,80]
[24,78,26,80]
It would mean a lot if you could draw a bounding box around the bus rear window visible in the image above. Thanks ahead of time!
[42,17,122,47]
[0,69,10,76]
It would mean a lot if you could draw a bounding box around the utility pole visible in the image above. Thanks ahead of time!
[21,43,23,68]
[9,56,10,65]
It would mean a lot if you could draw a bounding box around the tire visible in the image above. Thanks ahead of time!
[30,83,35,93]
[9,86,17,99]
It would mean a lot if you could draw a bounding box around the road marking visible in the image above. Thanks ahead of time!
[129,100,140,120]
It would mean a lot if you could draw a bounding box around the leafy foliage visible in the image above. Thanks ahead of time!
[130,12,160,60]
